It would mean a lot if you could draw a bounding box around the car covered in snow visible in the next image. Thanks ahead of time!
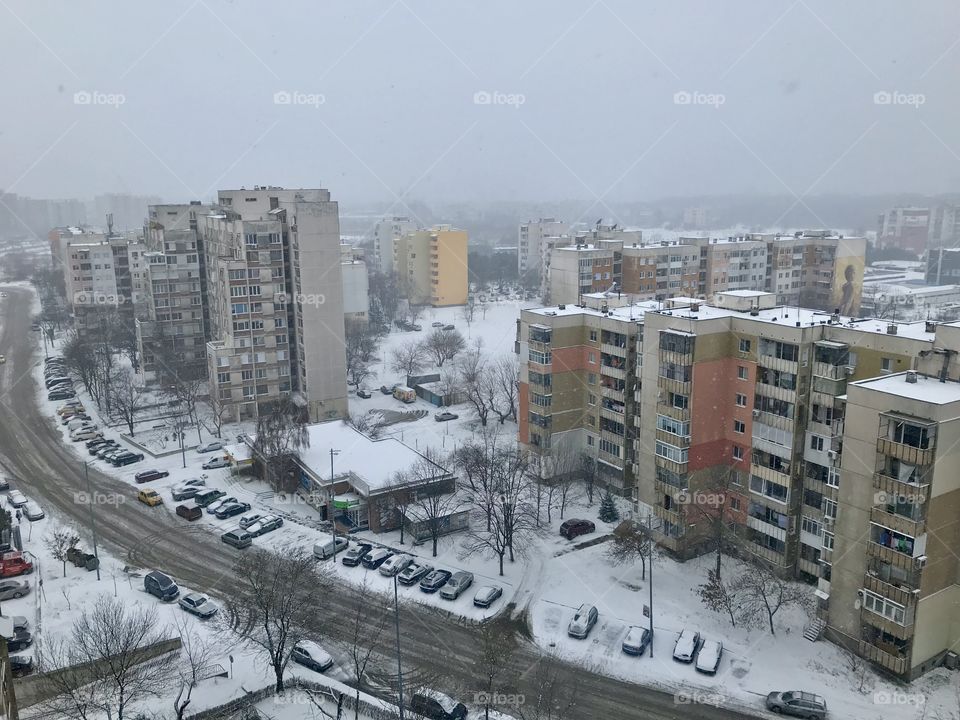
[567,604,598,639]
[245,515,283,537]
[397,561,432,585]
[291,640,333,673]
[672,629,701,663]
[178,592,218,619]
[622,626,651,656]
[409,690,467,720]
[196,441,224,454]
[472,585,503,608]
[764,691,827,719]
[695,639,723,674]
[201,456,231,470]
[340,542,372,567]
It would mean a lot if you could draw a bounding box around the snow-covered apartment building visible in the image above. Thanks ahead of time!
[518,288,960,680]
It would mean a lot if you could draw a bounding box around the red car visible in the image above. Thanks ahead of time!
[135,469,170,484]
[560,518,595,540]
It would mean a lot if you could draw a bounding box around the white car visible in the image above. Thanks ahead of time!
[473,585,503,608]
[673,629,701,663]
[23,502,44,522]
[239,513,264,530]
[202,456,230,470]
[196,441,225,454]
[7,491,27,508]
[71,429,102,442]
[695,639,723,674]
[291,640,333,673]
[379,553,414,577]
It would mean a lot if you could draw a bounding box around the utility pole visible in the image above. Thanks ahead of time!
[329,448,340,559]
[394,574,405,720]
[85,462,101,581]
[648,512,654,658]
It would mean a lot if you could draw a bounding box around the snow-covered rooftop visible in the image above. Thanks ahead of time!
[295,421,446,490]
[852,372,960,405]
[526,301,660,321]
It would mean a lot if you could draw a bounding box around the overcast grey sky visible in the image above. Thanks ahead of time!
[2,0,958,205]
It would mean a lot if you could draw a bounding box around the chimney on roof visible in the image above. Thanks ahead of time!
[887,324,898,335]
[905,371,918,384]
[925,321,936,333]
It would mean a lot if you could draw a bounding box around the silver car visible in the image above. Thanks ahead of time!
[765,691,827,719]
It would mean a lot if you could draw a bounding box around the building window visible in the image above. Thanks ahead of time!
[655,441,688,464]
[733,445,744,460]
[730,497,741,511]
[588,352,596,364]
[733,420,745,434]
[587,373,597,385]
[217,372,230,384]
[881,357,892,374]
[656,415,690,437]
[735,393,747,407]
[739,339,751,353]
[801,516,821,536]
[587,394,597,406]
[529,349,552,365]
[589,330,598,342]
[810,435,824,452]
[737,365,748,380]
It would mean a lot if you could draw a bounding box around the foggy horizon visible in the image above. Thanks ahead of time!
[2,0,958,208]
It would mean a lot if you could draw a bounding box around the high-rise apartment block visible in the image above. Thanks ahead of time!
[136,202,212,383]
[518,217,568,280]
[393,225,468,307]
[371,216,418,273]
[203,187,347,424]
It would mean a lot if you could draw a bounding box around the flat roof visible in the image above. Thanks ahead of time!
[852,372,960,405]
[525,300,660,321]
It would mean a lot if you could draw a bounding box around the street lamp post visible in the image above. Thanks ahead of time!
[85,462,101,581]
[329,448,340,559]
[394,574,405,720]
[648,512,654,658]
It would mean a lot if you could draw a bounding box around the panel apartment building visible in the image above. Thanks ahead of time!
[392,225,468,307]
[136,202,212,383]
[371,216,418,273]
[202,187,347,424]
[545,231,866,316]
[518,217,568,281]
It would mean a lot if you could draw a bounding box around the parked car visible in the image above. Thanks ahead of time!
[88,441,117,456]
[419,569,452,593]
[144,570,179,601]
[361,548,392,569]
[440,571,474,600]
[473,585,503,608]
[86,438,112,451]
[434,411,459,422]
[239,512,265,530]
[398,561,433,585]
[61,412,91,424]
[764,691,827,719]
[0,580,29,601]
[314,537,350,560]
[431,321,444,328]
[96,444,121,459]
[112,452,145,467]
[341,542,373,567]
[205,496,237,515]
[138,489,162,507]
[356,389,372,399]
[673,629,701,663]
[48,389,76,400]
[246,515,283,536]
[71,429,102,443]
[196,441,225,453]
[214,501,252,519]
[45,376,72,389]
[291,640,333,673]
[135,469,169,483]
[67,418,96,432]
[380,383,401,395]
[179,592,218,619]
[221,529,252,549]
[379,553,414,577]
[7,491,26,508]
[202,456,231,470]
[409,690,467,720]
[193,488,226,508]
[23,502,43,521]
[696,639,723,674]
[0,616,28,632]
[5,628,32,652]
[567,604,599,639]
[559,518,595,540]
[442,324,455,331]
[622,626,651,656]
[175,504,202,521]
[9,654,33,677]
[0,475,8,491]
[171,479,207,501]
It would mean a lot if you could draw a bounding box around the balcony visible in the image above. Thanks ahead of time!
[751,463,792,486]
[863,573,919,608]
[601,342,627,357]
[813,362,849,381]
[861,610,914,640]
[600,406,625,423]
[871,508,925,539]
[873,472,929,503]
[601,363,626,380]
[601,385,624,400]
[657,403,689,422]
[657,376,691,396]
[858,640,908,676]
[866,542,922,572]
[656,429,690,448]
[877,438,935,467]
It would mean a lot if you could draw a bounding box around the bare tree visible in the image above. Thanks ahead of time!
[461,297,477,327]
[423,328,466,367]
[390,340,428,379]
[345,317,377,389]
[166,374,205,444]
[579,453,598,505]
[738,560,814,635]
[346,579,390,719]
[455,343,493,426]
[38,595,176,720]
[696,569,744,627]
[407,303,426,325]
[518,650,581,720]
[489,356,519,424]
[110,368,147,436]
[225,548,326,692]
[399,448,460,557]
[685,466,738,579]
[252,395,311,493]
[46,527,80,577]
[476,619,518,720]
[607,519,654,580]
[170,614,220,720]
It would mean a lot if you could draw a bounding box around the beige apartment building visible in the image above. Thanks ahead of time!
[393,225,468,307]
[203,187,347,424]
